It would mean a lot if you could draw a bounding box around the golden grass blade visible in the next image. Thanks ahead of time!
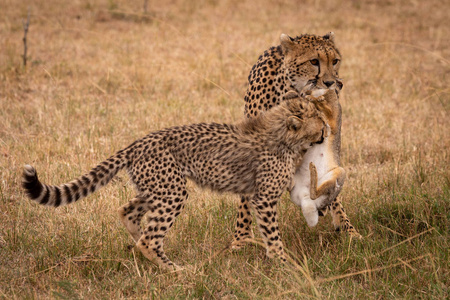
[316,254,432,283]
[370,227,434,258]
[131,248,142,277]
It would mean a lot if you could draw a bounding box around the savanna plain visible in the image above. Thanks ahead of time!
[0,0,448,298]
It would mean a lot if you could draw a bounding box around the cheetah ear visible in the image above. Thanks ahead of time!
[323,32,335,43]
[286,116,303,131]
[280,33,295,54]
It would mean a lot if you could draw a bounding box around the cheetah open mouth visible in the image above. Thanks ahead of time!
[302,79,319,93]
[302,78,344,95]
[300,80,327,98]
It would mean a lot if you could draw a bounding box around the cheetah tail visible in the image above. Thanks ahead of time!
[22,151,129,207]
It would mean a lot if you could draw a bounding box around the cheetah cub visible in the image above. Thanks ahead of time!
[22,97,327,271]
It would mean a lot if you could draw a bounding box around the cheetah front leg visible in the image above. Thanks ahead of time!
[250,194,286,262]
[330,198,362,238]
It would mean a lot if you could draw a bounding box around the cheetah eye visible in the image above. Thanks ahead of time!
[332,59,340,65]
[310,59,319,66]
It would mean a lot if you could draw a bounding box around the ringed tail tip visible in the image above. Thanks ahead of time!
[22,164,43,200]
[23,164,36,176]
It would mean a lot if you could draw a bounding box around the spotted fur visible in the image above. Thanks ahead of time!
[23,97,327,270]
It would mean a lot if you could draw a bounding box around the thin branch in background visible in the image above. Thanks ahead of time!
[22,9,30,67]
[143,0,149,14]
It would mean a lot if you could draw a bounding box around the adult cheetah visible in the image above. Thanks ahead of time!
[22,96,327,270]
[233,33,361,249]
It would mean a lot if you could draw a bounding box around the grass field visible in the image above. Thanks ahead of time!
[1,0,449,298]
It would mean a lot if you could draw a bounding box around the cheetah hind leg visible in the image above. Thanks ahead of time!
[135,193,188,271]
[231,195,254,250]
[118,196,151,242]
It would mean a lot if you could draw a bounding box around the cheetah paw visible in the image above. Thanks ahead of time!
[231,239,248,250]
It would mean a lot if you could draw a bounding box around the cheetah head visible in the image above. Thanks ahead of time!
[280,33,343,98]
[284,98,328,151]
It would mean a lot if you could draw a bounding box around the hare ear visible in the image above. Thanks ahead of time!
[287,116,303,131]
[284,90,299,100]
[280,34,295,54]
[323,32,335,43]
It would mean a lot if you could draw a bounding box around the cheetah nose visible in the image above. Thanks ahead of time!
[324,81,335,88]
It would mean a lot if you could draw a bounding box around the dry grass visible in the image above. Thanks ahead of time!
[1,0,449,298]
